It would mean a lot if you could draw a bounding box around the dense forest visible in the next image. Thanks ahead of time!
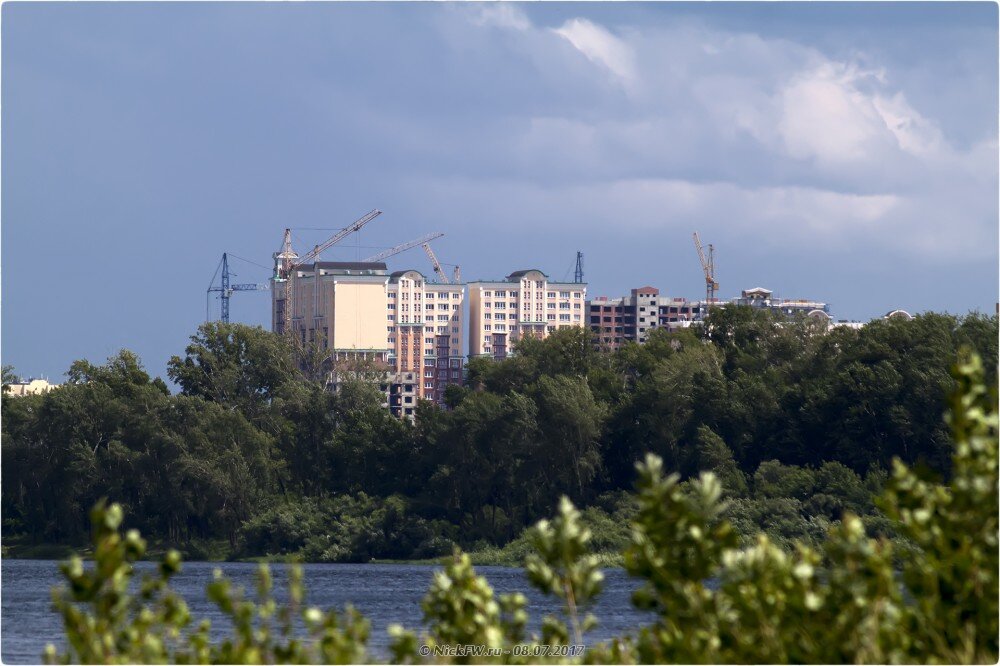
[2,306,996,562]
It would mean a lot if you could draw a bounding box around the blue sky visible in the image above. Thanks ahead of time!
[3,2,998,381]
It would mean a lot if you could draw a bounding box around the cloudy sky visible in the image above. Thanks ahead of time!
[3,2,997,381]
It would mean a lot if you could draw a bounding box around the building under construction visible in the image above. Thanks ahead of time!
[269,217,465,418]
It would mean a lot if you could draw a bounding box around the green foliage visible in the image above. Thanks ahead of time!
[44,352,999,663]
[4,312,997,567]
[525,497,604,646]
[238,494,456,562]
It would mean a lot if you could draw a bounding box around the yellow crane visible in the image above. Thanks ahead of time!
[272,209,382,335]
[692,231,719,310]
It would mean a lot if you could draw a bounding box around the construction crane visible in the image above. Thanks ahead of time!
[272,209,382,335]
[422,242,450,284]
[574,251,584,283]
[207,253,269,323]
[692,231,719,312]
[452,266,461,283]
[363,232,444,262]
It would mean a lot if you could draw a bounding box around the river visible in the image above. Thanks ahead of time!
[1,558,653,663]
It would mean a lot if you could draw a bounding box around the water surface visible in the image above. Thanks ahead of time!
[1,559,652,663]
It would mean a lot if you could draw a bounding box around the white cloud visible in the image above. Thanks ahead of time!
[468,3,531,31]
[552,18,636,86]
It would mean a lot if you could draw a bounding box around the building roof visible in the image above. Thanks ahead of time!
[634,286,660,294]
[313,261,387,271]
[506,269,549,281]
[389,269,427,280]
[743,287,773,296]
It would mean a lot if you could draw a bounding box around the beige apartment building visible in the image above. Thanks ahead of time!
[271,261,465,418]
[468,269,587,359]
[273,261,392,359]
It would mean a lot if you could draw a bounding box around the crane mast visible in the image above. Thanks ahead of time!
[421,243,450,284]
[363,232,444,262]
[273,209,382,336]
[692,231,719,312]
[208,253,269,323]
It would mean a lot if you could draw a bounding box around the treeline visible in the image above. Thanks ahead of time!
[45,352,1000,663]
[2,307,996,560]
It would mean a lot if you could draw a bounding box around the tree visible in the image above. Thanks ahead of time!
[167,323,297,425]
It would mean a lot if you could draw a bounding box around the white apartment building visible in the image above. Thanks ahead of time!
[468,269,587,359]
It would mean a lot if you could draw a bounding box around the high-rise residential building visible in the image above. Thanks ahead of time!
[588,287,699,349]
[272,261,392,359]
[271,261,465,418]
[468,269,587,359]
[386,270,465,418]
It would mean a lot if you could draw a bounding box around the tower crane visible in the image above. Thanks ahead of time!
[363,232,444,262]
[207,253,270,323]
[574,251,584,283]
[692,232,719,313]
[272,209,382,335]
[421,242,450,284]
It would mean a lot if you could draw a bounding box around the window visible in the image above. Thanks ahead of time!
[438,326,447,333]
[453,304,460,310]
[495,324,506,331]
[388,315,395,321]
[574,303,581,309]
[425,337,434,344]
[425,382,434,389]
[484,313,492,320]
[484,324,492,331]
[451,292,460,299]
[560,291,570,298]
[547,314,556,320]
[388,303,396,310]
[425,304,434,310]
[547,303,555,309]
[573,292,581,298]
[495,302,506,309]
[560,314,570,321]
[388,292,396,299]
[547,292,556,298]
[484,334,492,343]
[439,303,449,310]
[483,291,491,297]
[426,292,435,299]
[484,302,491,309]
[495,290,506,297]
[495,313,506,320]
[560,303,570,309]
[438,315,449,321]
[387,326,395,332]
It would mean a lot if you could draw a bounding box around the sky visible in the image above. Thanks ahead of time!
[3,2,998,382]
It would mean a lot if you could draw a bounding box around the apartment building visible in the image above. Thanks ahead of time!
[271,261,465,418]
[588,287,700,349]
[468,269,587,359]
[386,270,465,417]
[273,261,391,357]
